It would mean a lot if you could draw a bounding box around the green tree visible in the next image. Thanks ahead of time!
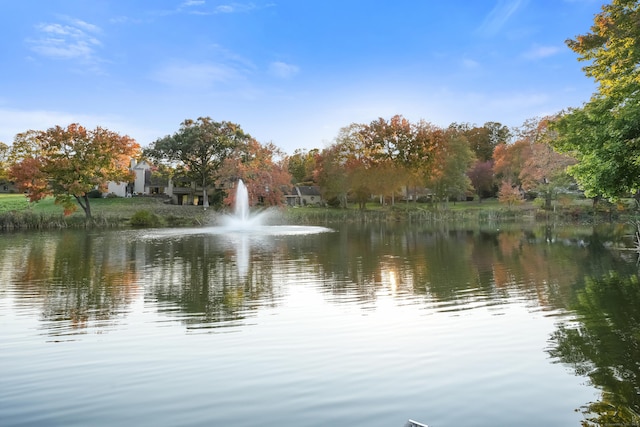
[9,124,140,218]
[314,143,349,208]
[287,148,318,185]
[553,0,640,200]
[450,122,511,162]
[0,141,9,183]
[145,117,250,209]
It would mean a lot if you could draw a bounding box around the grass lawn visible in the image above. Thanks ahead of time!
[0,194,211,223]
[0,194,32,212]
[1,192,631,230]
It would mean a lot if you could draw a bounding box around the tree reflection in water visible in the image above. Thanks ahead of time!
[548,272,640,426]
[6,231,140,337]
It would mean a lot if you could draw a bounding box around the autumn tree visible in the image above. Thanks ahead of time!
[426,129,475,207]
[467,160,494,202]
[450,122,510,162]
[9,124,140,218]
[287,148,318,184]
[518,116,576,209]
[145,117,249,208]
[553,0,640,200]
[222,138,292,207]
[340,123,373,209]
[498,179,524,208]
[360,116,444,204]
[0,141,9,183]
[492,138,532,190]
[315,124,375,209]
[314,143,349,208]
[359,115,415,205]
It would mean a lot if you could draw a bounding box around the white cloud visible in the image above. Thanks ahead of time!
[70,19,102,34]
[216,5,235,13]
[461,58,480,69]
[268,61,300,79]
[477,0,527,36]
[28,18,102,61]
[174,1,266,15]
[151,61,242,88]
[522,45,562,60]
[182,0,206,6]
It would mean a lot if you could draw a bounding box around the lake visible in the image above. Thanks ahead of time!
[1,221,639,426]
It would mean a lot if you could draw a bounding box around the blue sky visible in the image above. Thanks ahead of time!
[1,0,603,154]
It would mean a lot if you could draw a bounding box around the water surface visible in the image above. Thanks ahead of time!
[1,222,638,426]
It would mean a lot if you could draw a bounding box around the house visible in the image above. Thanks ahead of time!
[105,159,172,198]
[0,180,17,194]
[285,185,323,206]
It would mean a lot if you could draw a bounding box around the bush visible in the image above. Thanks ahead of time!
[87,189,103,198]
[130,210,162,227]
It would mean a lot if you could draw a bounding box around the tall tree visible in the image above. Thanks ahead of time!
[222,139,292,207]
[287,148,318,184]
[426,129,475,206]
[467,160,494,202]
[145,117,250,208]
[314,143,349,208]
[450,122,511,162]
[518,116,576,209]
[553,0,640,199]
[9,124,140,218]
[0,142,9,183]
[359,115,415,204]
[493,138,532,189]
[316,124,373,209]
[360,116,443,204]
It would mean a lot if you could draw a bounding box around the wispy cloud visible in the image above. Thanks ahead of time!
[461,58,480,69]
[151,61,244,89]
[182,0,205,6]
[27,17,102,62]
[175,1,271,15]
[109,15,143,25]
[477,0,527,36]
[522,45,562,60]
[268,61,300,79]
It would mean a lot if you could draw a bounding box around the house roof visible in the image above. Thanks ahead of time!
[296,186,321,196]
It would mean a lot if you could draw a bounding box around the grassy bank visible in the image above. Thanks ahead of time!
[0,193,634,231]
[0,194,211,230]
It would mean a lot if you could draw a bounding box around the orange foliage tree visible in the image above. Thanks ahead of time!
[517,116,576,209]
[498,179,524,208]
[221,138,292,208]
[9,124,140,219]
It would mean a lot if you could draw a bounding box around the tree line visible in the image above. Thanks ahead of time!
[0,0,638,219]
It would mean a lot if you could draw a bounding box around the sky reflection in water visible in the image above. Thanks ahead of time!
[0,223,637,426]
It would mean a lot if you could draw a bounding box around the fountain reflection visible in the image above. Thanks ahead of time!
[143,179,331,279]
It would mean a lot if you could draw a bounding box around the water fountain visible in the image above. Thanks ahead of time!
[220,179,271,230]
[219,179,330,236]
[141,179,331,277]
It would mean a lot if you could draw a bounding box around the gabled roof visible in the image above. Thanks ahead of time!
[297,186,321,196]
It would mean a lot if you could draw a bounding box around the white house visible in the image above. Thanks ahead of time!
[105,159,173,197]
